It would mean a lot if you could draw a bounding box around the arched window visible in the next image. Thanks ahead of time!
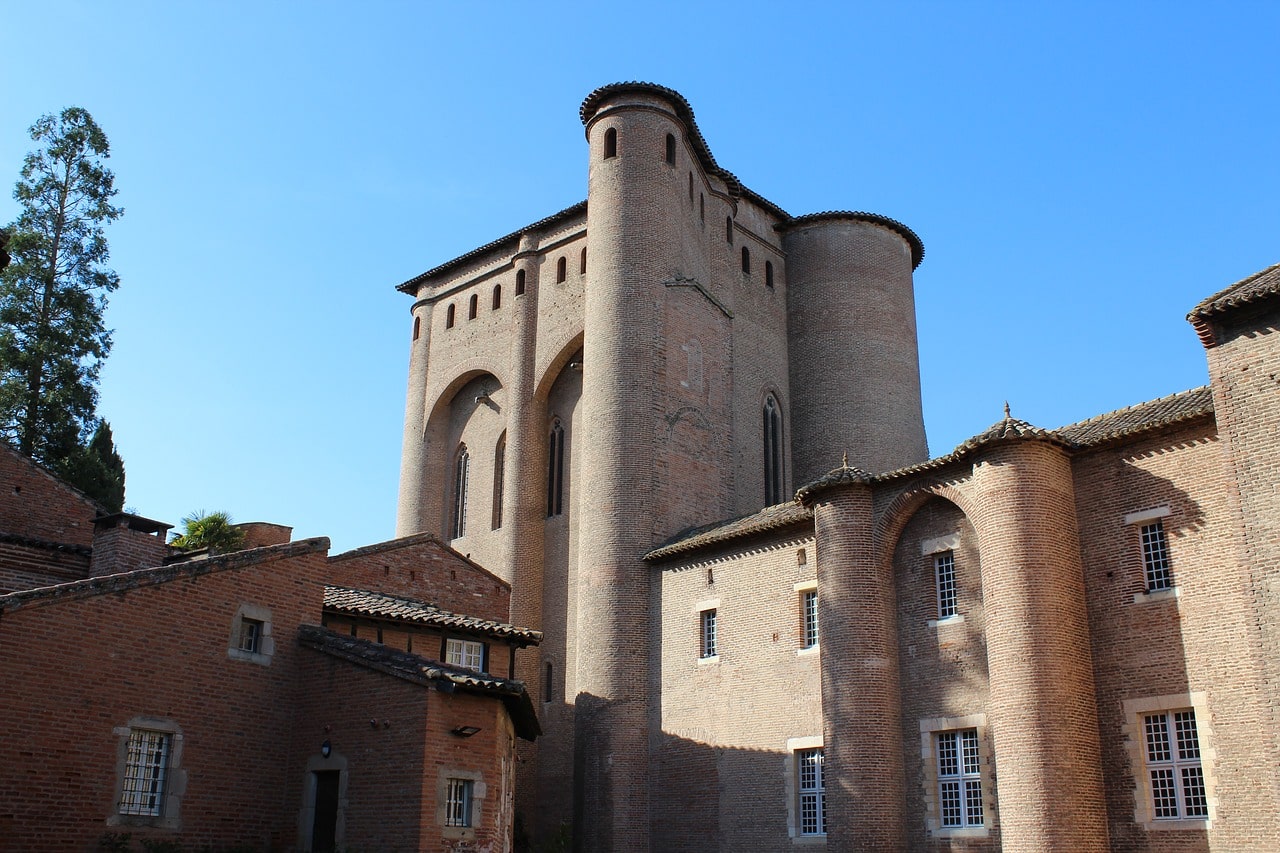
[741,246,751,274]
[468,294,478,320]
[445,304,456,328]
[580,247,587,275]
[451,444,470,539]
[604,127,617,159]
[764,396,784,506]
[665,133,676,165]
[492,284,502,310]
[515,269,526,296]
[412,315,421,341]
[544,661,554,703]
[726,216,733,244]
[492,433,506,530]
[547,419,565,517]
[765,260,774,289]
[557,257,566,283]
[688,172,694,200]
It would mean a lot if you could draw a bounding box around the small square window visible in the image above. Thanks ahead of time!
[446,638,485,672]
[801,590,818,649]
[238,618,263,653]
[228,604,273,664]
[445,778,474,827]
[1141,520,1172,592]
[700,609,717,659]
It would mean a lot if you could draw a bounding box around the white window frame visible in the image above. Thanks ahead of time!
[796,747,826,836]
[700,608,717,659]
[109,717,185,829]
[800,588,819,650]
[785,736,826,841]
[934,551,958,620]
[1125,506,1179,603]
[446,638,485,672]
[919,715,990,838]
[936,729,983,829]
[1123,693,1215,830]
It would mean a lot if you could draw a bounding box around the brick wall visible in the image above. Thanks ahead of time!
[0,444,101,547]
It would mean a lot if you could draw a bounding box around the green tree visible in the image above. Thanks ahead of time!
[0,107,121,466]
[169,510,246,554]
[59,418,125,511]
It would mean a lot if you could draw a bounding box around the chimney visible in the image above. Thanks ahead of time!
[234,522,292,548]
[90,513,173,577]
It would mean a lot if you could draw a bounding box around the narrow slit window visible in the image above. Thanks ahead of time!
[451,444,469,539]
[936,551,958,619]
[801,590,818,649]
[765,260,774,289]
[700,193,705,222]
[688,172,694,200]
[547,419,565,517]
[580,247,587,275]
[763,396,783,506]
[741,246,751,274]
[665,133,676,165]
[557,257,566,283]
[515,269,526,296]
[544,661,554,703]
[492,284,502,310]
[468,294,478,320]
[412,315,421,340]
[492,432,506,530]
[446,304,456,328]
[603,127,617,159]
[726,216,734,244]
[1141,520,1172,591]
[700,608,717,658]
[797,748,826,836]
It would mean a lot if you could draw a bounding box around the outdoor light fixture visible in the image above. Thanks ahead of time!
[474,390,492,404]
[451,726,482,738]
[321,740,332,758]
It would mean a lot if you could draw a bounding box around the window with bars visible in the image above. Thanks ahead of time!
[444,778,474,827]
[1144,709,1207,820]
[937,729,983,829]
[935,551,957,619]
[796,748,826,836]
[1141,520,1172,591]
[119,730,171,817]
[700,608,717,659]
[446,638,485,672]
[801,590,818,649]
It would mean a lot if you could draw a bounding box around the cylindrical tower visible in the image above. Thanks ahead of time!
[395,296,433,535]
[782,214,928,483]
[969,431,1109,852]
[575,83,708,852]
[799,468,907,852]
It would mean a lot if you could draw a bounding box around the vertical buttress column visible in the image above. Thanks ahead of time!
[970,440,1109,852]
[395,297,432,536]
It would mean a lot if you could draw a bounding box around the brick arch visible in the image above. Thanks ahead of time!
[874,479,977,572]
[533,331,585,403]
[423,362,509,427]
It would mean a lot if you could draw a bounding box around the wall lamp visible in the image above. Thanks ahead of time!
[321,740,332,758]
[451,726,482,738]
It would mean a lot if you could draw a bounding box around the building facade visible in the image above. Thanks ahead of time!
[396,81,1280,851]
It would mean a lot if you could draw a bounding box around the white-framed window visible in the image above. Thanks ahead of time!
[796,747,826,836]
[935,550,957,619]
[1144,709,1207,820]
[700,608,717,659]
[238,618,263,653]
[446,638,485,672]
[444,778,474,827]
[119,730,171,817]
[227,603,274,665]
[801,589,818,649]
[937,729,983,829]
[1140,520,1172,592]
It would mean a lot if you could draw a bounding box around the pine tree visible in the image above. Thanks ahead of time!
[58,419,125,512]
[0,107,121,467]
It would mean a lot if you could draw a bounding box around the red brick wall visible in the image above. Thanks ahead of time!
[0,538,90,592]
[0,445,101,547]
[328,533,510,622]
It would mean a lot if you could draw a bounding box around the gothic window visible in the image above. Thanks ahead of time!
[492,433,506,530]
[764,396,784,505]
[557,256,567,283]
[451,445,469,539]
[665,133,676,165]
[492,284,502,310]
[516,269,526,296]
[604,127,617,159]
[547,419,565,517]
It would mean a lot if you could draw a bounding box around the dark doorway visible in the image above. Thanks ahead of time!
[312,770,341,852]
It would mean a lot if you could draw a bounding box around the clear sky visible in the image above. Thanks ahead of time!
[2,2,1277,553]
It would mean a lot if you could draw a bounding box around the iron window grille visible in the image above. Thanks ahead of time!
[119,730,171,817]
[444,778,473,827]
[937,729,983,828]
[1141,520,1172,591]
[1144,710,1207,819]
[797,748,826,835]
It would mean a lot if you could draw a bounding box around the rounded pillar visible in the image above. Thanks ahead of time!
[395,295,433,536]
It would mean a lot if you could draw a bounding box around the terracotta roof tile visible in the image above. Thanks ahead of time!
[324,585,541,645]
[1052,386,1214,448]
[644,502,812,562]
[1187,263,1280,346]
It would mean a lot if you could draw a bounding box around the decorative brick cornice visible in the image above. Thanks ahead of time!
[1187,262,1280,347]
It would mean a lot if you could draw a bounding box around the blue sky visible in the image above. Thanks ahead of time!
[2,2,1277,553]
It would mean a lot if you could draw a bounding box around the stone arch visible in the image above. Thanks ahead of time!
[875,479,978,573]
[533,331,585,404]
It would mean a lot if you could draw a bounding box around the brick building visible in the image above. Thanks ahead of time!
[395,81,1280,851]
[0,451,542,852]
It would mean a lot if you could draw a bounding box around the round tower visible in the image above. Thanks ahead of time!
[781,214,928,482]
[575,82,710,852]
[395,295,433,535]
[969,428,1109,851]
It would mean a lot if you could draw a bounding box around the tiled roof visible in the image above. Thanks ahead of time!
[644,502,812,562]
[324,586,542,645]
[0,531,91,557]
[1187,263,1280,346]
[1053,386,1214,448]
[297,625,540,740]
[793,463,872,506]
[395,200,588,293]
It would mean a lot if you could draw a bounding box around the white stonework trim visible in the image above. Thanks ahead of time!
[227,602,275,665]
[787,735,824,751]
[927,614,966,629]
[1124,505,1172,525]
[1121,692,1215,830]
[793,580,818,592]
[1132,587,1182,605]
[108,716,187,830]
[784,736,826,844]
[921,533,960,556]
[796,645,820,658]
[693,597,721,613]
[918,715,991,839]
[437,767,486,841]
[696,654,720,666]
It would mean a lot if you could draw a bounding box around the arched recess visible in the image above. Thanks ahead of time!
[875,481,980,575]
[421,368,507,565]
[532,331,585,404]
